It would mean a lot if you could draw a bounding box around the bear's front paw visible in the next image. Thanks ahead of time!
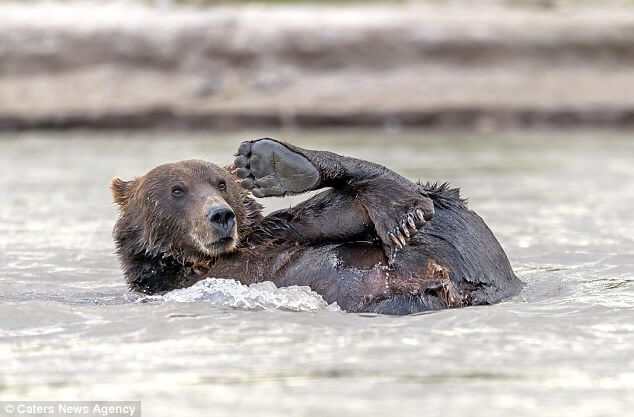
[366,195,434,265]
[233,139,320,198]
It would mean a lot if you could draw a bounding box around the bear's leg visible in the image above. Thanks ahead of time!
[234,139,435,263]
[234,138,417,196]
[258,178,434,264]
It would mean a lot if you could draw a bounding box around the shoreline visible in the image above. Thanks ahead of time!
[3,107,634,131]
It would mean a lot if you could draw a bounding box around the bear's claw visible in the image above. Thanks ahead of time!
[234,139,320,198]
[376,202,434,264]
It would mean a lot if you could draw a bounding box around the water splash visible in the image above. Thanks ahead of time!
[155,278,341,313]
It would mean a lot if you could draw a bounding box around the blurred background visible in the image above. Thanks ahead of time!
[2,0,634,130]
[1,1,633,417]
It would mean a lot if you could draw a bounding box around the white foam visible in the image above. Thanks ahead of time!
[158,278,340,312]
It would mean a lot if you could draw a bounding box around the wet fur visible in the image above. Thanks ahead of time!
[112,144,523,313]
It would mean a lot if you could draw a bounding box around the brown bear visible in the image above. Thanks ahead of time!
[111,139,522,314]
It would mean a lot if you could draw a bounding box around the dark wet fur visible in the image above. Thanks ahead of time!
[112,140,523,314]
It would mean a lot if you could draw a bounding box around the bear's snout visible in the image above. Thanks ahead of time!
[207,206,236,237]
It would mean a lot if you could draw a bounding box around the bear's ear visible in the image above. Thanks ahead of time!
[111,177,135,209]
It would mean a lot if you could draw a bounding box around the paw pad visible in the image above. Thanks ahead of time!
[234,139,320,197]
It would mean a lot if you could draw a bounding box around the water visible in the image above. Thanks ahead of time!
[0,129,632,417]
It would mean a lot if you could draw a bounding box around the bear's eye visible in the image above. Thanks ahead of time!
[171,186,186,197]
[218,182,226,191]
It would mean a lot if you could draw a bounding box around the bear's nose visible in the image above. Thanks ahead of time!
[207,206,236,235]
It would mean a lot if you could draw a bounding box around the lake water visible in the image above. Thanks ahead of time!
[0,129,632,417]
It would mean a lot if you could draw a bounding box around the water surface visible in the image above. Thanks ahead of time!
[0,130,632,416]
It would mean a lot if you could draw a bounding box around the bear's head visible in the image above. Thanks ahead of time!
[111,160,262,271]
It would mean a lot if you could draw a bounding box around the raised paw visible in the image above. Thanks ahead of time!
[233,139,320,198]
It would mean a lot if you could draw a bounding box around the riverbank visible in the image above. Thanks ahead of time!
[2,2,634,130]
